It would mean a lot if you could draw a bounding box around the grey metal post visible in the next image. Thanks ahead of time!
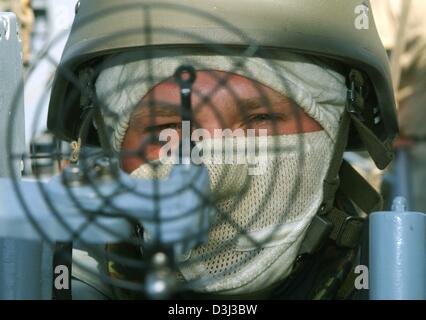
[370,197,426,300]
[0,12,52,300]
[393,148,413,210]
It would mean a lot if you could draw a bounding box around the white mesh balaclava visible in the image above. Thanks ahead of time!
[96,52,347,294]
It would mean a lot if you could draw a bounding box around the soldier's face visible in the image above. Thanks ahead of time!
[121,71,322,173]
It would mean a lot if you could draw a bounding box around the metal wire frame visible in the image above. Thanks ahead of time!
[5,2,310,298]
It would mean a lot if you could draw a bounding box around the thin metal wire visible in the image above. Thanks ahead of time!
[5,3,309,297]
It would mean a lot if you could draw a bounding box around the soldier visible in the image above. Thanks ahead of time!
[47,0,397,299]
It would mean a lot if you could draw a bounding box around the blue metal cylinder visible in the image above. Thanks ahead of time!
[370,198,426,300]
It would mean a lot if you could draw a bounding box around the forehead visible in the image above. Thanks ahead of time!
[134,70,290,111]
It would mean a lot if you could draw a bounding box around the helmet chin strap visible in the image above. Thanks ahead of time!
[298,69,386,256]
[277,70,387,299]
[70,67,114,164]
[345,70,394,170]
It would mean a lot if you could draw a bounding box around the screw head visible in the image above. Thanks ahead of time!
[152,252,168,267]
[62,166,87,187]
[145,261,176,300]
[91,157,118,180]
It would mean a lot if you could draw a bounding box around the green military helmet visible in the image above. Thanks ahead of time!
[48,0,398,168]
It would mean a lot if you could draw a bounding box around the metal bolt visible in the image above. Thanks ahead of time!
[145,269,176,300]
[143,252,176,299]
[62,166,87,187]
[91,157,118,181]
[152,252,168,267]
[145,253,176,299]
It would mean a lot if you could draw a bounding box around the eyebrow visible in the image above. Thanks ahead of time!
[130,102,182,125]
[234,97,297,115]
[236,97,269,112]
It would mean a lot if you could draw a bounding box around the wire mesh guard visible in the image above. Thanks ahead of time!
[1,2,312,299]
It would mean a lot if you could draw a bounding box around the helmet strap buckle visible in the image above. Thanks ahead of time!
[346,69,366,122]
[76,67,113,158]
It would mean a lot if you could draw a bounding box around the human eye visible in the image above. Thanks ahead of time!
[250,114,275,121]
[246,113,281,125]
